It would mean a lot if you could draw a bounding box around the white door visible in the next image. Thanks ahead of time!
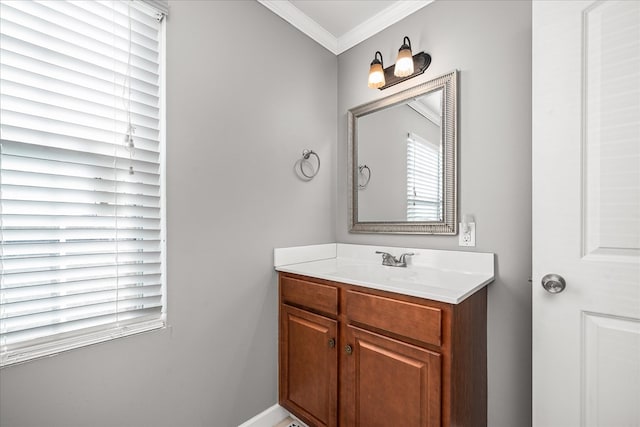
[533,1,640,426]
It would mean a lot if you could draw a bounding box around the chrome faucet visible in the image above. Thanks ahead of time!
[375,251,415,267]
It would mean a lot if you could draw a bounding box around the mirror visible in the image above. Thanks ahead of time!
[348,70,457,234]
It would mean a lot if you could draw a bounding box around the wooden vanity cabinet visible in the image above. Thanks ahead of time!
[279,272,487,427]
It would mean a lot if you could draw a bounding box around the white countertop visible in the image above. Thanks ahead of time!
[274,243,495,304]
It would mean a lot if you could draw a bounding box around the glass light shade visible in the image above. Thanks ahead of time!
[368,62,385,89]
[394,48,414,77]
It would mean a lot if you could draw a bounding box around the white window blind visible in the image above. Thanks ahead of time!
[0,0,166,366]
[406,132,443,222]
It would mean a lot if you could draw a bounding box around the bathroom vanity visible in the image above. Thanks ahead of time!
[275,244,494,427]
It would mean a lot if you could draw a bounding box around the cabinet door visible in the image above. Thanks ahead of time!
[280,304,338,427]
[344,325,441,427]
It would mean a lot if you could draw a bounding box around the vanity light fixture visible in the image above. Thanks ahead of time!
[367,37,431,90]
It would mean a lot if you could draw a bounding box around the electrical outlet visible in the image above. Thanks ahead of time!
[459,222,476,247]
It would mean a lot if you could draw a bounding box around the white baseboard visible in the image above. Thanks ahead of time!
[238,404,290,427]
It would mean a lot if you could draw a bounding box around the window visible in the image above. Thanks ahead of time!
[0,0,166,366]
[406,132,443,222]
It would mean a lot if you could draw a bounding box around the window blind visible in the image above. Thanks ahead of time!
[406,132,443,222]
[0,0,165,366]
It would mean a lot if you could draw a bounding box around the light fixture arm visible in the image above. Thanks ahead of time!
[400,36,411,51]
[372,51,384,67]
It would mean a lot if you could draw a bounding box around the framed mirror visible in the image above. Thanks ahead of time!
[348,70,457,234]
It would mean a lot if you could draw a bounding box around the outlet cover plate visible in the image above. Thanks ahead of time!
[458,222,476,247]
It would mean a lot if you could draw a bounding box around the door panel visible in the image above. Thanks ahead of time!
[583,0,640,259]
[344,325,441,427]
[533,1,640,426]
[582,313,640,426]
[280,305,338,427]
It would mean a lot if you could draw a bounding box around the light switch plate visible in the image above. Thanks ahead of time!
[459,222,476,247]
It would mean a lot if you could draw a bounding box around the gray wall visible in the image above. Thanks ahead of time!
[337,1,532,426]
[0,2,337,426]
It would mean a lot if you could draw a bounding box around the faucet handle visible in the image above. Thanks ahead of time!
[375,251,396,265]
[398,252,415,263]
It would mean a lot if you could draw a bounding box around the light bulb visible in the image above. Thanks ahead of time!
[368,63,385,89]
[394,37,414,78]
[368,51,385,89]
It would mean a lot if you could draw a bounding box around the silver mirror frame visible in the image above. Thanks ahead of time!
[348,70,458,234]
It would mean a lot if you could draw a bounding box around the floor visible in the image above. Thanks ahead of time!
[274,417,306,427]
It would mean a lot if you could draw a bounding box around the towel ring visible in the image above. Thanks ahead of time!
[300,149,320,179]
[358,164,371,189]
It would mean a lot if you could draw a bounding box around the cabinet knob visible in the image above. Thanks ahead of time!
[345,344,353,355]
[328,338,336,348]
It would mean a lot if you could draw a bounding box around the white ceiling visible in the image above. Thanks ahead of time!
[257,0,434,55]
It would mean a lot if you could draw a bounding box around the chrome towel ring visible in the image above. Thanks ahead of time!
[358,164,371,189]
[300,149,320,179]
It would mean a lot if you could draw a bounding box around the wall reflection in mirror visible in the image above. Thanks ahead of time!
[348,71,457,234]
[358,88,443,222]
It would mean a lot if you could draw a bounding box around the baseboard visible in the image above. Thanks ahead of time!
[238,404,290,427]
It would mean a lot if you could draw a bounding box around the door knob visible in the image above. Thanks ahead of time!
[541,273,566,294]
[345,344,353,355]
[328,338,336,348]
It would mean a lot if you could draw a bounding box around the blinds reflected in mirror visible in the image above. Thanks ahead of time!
[406,132,443,222]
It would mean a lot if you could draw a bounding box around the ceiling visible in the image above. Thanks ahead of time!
[257,0,434,55]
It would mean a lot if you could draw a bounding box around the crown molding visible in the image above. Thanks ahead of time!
[258,0,434,56]
[408,100,441,126]
[337,0,433,54]
[258,0,339,54]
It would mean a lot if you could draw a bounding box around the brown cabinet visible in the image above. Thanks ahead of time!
[279,272,487,427]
